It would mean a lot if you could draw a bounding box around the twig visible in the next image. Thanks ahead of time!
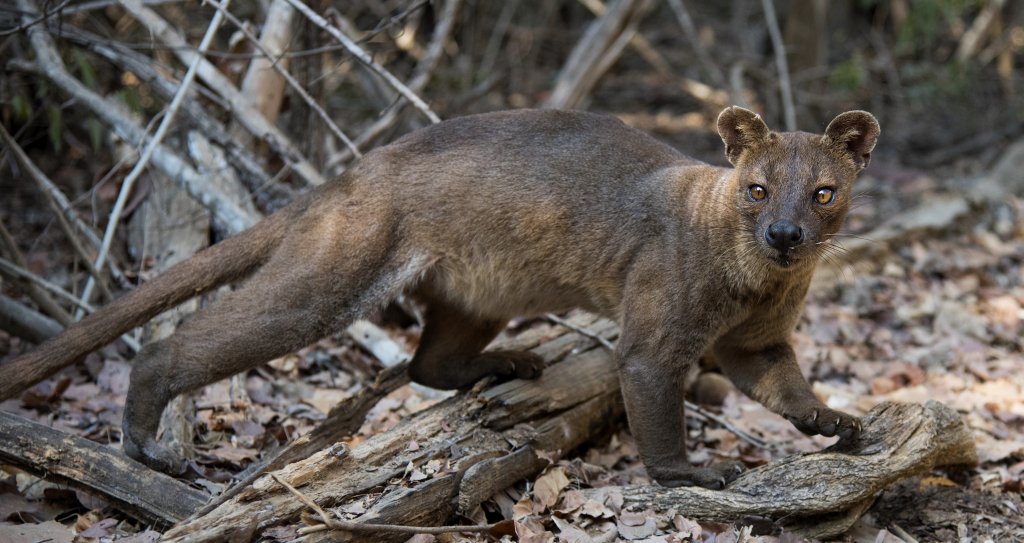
[0,221,74,326]
[271,473,501,536]
[13,1,257,232]
[118,0,328,186]
[760,0,795,131]
[0,124,114,302]
[955,0,1006,62]
[889,523,921,543]
[665,0,726,86]
[0,256,142,352]
[545,313,770,449]
[79,1,230,314]
[54,26,283,197]
[0,118,121,279]
[281,0,441,124]
[61,0,182,14]
[545,313,616,351]
[574,0,730,110]
[684,399,769,449]
[479,0,519,78]
[544,0,647,109]
[0,294,63,343]
[205,0,360,158]
[326,0,460,168]
[0,256,95,313]
[0,0,69,36]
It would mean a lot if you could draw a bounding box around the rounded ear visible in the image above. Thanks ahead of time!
[822,111,880,170]
[717,106,772,165]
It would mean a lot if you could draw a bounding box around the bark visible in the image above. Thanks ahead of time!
[0,294,63,343]
[543,0,649,109]
[162,317,620,542]
[0,410,207,526]
[583,400,978,539]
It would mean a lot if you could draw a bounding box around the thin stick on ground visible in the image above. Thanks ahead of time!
[78,1,231,313]
[0,255,141,353]
[546,313,616,351]
[761,0,795,131]
[282,0,441,124]
[271,473,502,536]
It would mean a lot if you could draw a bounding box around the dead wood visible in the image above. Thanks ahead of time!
[0,410,207,526]
[544,0,649,109]
[583,400,978,539]
[0,219,74,327]
[162,316,620,542]
[117,0,329,187]
[191,314,603,519]
[0,294,62,343]
[55,25,284,197]
[0,123,114,302]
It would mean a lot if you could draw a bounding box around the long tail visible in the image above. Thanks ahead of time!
[0,207,294,400]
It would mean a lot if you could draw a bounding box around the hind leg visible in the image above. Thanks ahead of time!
[124,246,431,473]
[408,300,544,390]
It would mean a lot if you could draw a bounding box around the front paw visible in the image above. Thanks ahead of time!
[785,406,862,441]
[647,460,746,490]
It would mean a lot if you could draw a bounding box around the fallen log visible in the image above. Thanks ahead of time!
[162,318,621,542]
[583,400,978,539]
[0,410,207,526]
[165,316,975,543]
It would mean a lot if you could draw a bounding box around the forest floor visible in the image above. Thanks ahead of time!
[2,122,1023,543]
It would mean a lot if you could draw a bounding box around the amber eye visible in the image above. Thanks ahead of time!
[748,185,767,201]
[815,187,835,205]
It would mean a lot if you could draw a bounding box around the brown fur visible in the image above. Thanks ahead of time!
[1,107,879,487]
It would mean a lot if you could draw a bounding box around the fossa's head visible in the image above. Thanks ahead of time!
[716,106,880,271]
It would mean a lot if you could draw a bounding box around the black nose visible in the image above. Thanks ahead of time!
[765,220,804,250]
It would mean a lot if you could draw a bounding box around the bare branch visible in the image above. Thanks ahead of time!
[0,256,95,314]
[282,0,441,124]
[117,0,329,186]
[206,0,360,158]
[544,0,648,109]
[0,294,63,344]
[665,0,727,86]
[0,123,114,302]
[327,0,461,168]
[11,3,258,234]
[761,0,796,131]
[78,1,230,311]
[0,221,73,326]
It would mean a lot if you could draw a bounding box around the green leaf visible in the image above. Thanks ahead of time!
[12,93,32,121]
[72,48,99,90]
[46,104,63,152]
[119,87,142,115]
[87,118,103,152]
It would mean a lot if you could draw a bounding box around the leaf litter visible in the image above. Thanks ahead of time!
[1,174,1023,542]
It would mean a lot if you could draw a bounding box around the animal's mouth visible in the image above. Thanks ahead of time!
[768,249,800,269]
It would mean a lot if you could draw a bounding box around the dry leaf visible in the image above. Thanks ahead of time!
[533,466,570,509]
